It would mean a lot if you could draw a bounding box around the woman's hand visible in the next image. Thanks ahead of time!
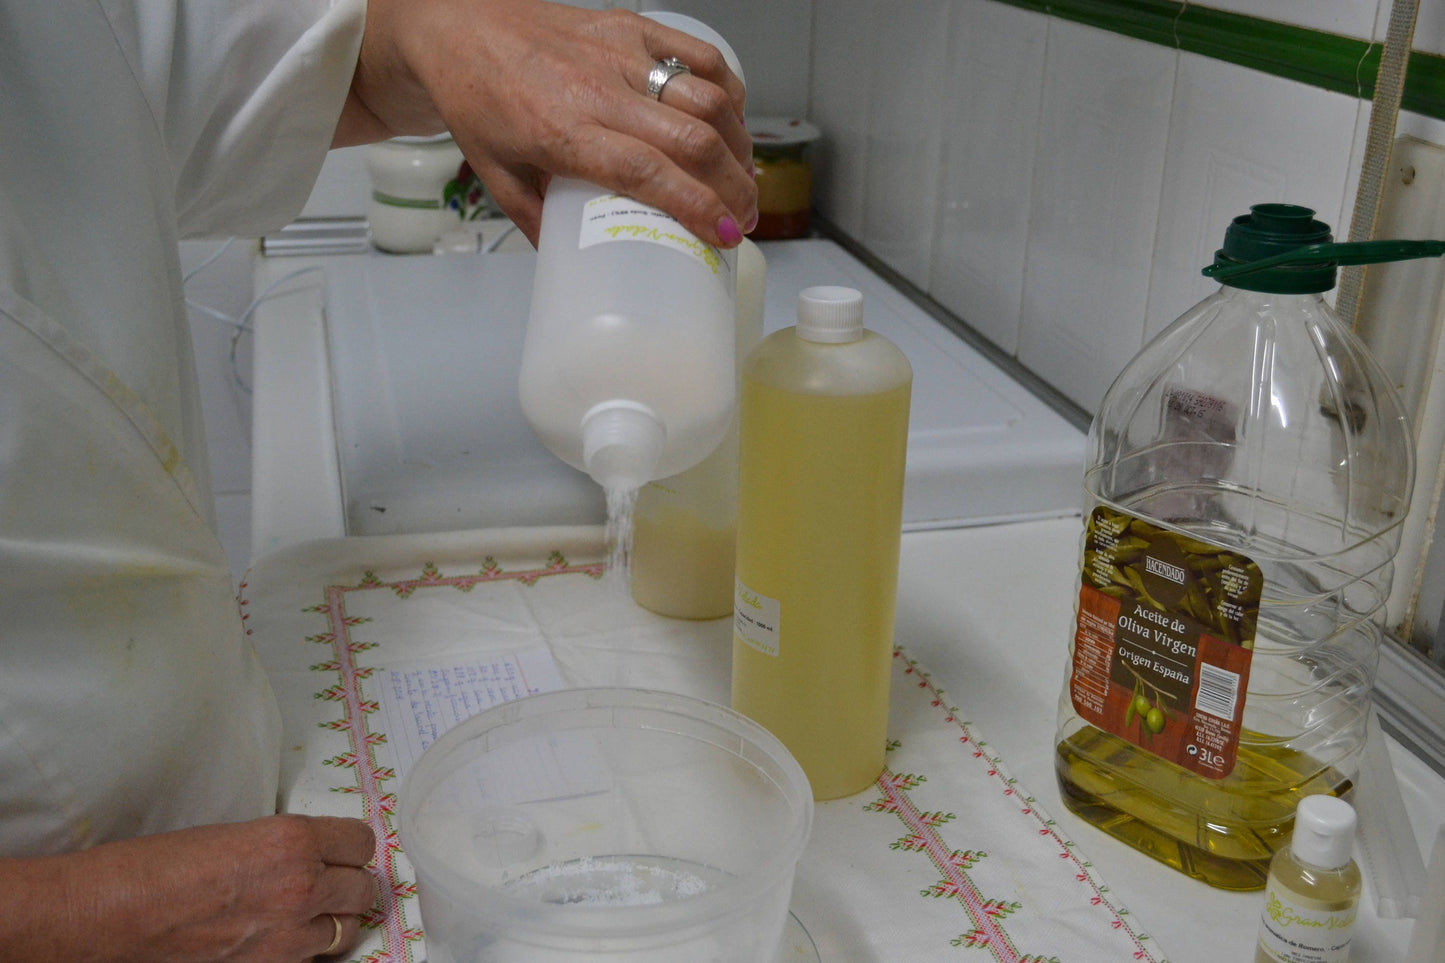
[337,0,756,248]
[0,814,377,962]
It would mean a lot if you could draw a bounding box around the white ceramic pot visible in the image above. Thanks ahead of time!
[365,134,466,254]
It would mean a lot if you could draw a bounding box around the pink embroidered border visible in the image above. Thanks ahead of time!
[303,553,603,963]
[869,648,1163,963]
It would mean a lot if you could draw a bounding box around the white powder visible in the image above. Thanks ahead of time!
[506,855,714,907]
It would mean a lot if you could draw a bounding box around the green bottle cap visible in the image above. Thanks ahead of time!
[1209,204,1335,293]
[1203,203,1445,293]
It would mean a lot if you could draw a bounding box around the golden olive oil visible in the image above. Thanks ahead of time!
[733,379,910,799]
[731,296,911,801]
[1056,725,1351,891]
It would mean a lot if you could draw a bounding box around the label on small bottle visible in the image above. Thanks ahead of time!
[1068,506,1262,778]
[734,578,781,657]
[578,193,731,282]
[1256,884,1357,962]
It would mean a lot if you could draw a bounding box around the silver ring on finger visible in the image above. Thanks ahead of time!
[647,57,691,100]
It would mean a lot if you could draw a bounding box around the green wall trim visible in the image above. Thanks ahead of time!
[988,0,1445,122]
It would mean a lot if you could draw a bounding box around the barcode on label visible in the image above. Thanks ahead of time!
[1195,662,1240,720]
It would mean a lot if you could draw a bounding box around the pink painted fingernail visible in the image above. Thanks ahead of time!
[743,211,759,234]
[717,215,743,246]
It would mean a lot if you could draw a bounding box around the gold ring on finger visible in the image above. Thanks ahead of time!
[322,913,344,955]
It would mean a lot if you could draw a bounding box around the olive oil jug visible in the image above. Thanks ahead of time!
[1054,204,1444,890]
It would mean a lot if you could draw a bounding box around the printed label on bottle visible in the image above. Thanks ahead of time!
[734,578,781,657]
[578,193,731,281]
[1068,506,1261,778]
[1256,886,1357,962]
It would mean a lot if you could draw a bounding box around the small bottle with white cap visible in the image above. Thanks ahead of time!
[731,285,912,800]
[1255,794,1362,963]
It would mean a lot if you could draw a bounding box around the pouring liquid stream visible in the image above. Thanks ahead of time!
[604,484,639,595]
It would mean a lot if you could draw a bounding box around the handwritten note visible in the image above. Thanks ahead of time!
[376,648,564,782]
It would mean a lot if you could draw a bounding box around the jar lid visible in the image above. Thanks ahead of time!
[748,117,821,148]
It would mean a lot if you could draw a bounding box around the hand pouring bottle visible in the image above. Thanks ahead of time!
[731,286,913,799]
[519,12,744,493]
[1054,204,1443,890]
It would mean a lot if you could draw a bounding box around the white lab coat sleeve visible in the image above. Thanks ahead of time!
[0,1,374,855]
[104,0,367,238]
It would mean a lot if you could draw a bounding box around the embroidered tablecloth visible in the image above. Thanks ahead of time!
[243,527,1169,962]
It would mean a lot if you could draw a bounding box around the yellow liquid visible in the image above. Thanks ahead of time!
[631,507,736,619]
[1056,726,1352,891]
[731,377,910,800]
[1254,849,1361,962]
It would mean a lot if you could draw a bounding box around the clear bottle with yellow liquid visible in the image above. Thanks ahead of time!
[1054,205,1440,890]
[1255,794,1361,963]
[631,238,766,619]
[731,286,912,800]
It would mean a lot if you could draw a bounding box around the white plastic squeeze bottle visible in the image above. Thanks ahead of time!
[631,238,766,618]
[1255,794,1361,962]
[518,12,744,492]
[731,286,913,799]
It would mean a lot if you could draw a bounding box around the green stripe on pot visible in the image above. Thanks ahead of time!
[988,0,1445,122]
[372,191,444,210]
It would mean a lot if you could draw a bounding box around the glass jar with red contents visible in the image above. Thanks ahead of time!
[747,118,820,240]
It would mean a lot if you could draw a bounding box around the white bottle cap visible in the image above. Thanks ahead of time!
[1291,794,1357,869]
[796,286,864,343]
[580,400,667,491]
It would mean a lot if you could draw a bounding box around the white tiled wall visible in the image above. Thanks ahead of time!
[810,0,1445,413]
[930,0,1046,356]
[1143,52,1362,341]
[1016,18,1176,411]
[805,0,873,237]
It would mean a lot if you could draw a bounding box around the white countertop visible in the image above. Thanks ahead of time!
[897,516,1442,962]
